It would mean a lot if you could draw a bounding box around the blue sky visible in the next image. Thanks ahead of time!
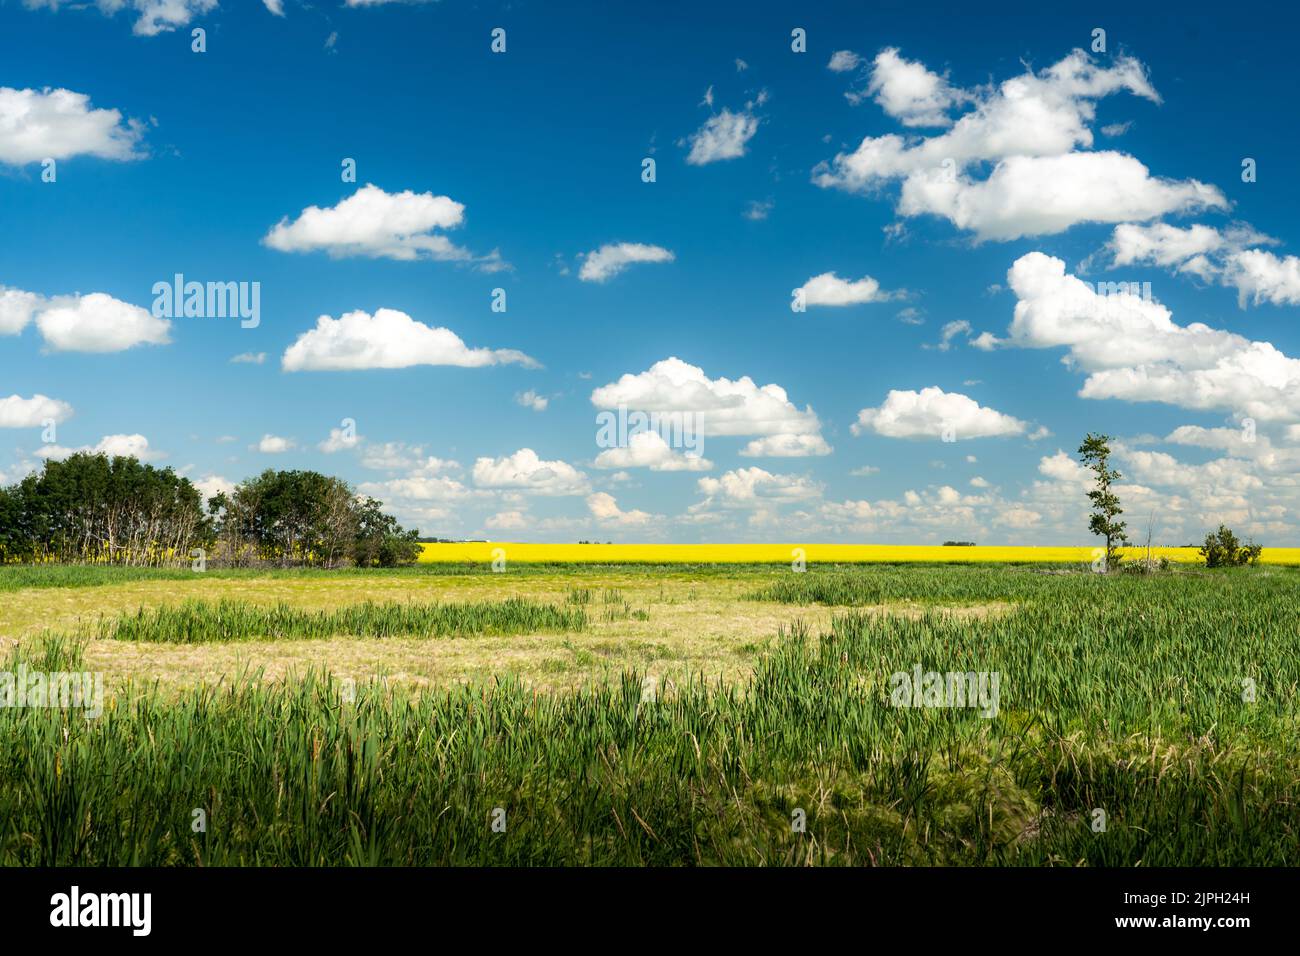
[2,0,1299,545]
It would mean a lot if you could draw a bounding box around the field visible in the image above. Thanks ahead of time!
[1,558,1297,865]
[418,542,1300,564]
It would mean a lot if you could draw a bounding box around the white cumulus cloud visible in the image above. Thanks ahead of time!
[37,433,161,461]
[485,509,528,531]
[587,491,656,527]
[863,47,969,126]
[0,86,144,165]
[36,292,171,352]
[473,448,589,496]
[1002,251,1300,421]
[516,389,549,412]
[0,394,73,428]
[594,430,712,471]
[794,271,896,307]
[814,49,1226,241]
[1106,222,1300,307]
[358,458,470,504]
[264,184,502,266]
[282,308,536,371]
[591,357,828,454]
[578,242,675,283]
[0,287,43,334]
[255,435,295,453]
[695,467,822,507]
[852,386,1028,439]
[739,433,832,457]
[685,106,760,165]
[318,425,361,453]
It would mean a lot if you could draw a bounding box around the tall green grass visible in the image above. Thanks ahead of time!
[0,561,1133,593]
[2,567,1296,865]
[748,563,1297,606]
[100,598,587,643]
[0,563,494,591]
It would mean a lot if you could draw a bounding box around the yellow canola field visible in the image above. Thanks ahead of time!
[419,543,1300,565]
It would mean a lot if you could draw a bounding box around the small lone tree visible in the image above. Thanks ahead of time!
[1078,433,1127,570]
[1200,525,1263,568]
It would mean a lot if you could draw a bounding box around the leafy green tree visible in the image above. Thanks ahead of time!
[1078,433,1127,571]
[0,454,210,565]
[1200,525,1263,568]
[1,459,420,569]
[211,470,420,568]
[213,469,356,566]
[352,496,422,567]
[0,485,29,562]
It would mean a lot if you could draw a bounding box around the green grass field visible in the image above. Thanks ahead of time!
[0,562,1296,865]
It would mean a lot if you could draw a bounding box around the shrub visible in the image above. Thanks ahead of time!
[1199,525,1263,568]
[1120,556,1170,575]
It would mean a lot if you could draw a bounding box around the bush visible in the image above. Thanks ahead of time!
[1199,525,1263,568]
[1120,556,1170,574]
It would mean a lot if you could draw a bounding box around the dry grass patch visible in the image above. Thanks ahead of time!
[10,570,1010,695]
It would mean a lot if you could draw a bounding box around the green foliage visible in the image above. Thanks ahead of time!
[752,564,1095,605]
[351,496,422,567]
[0,457,422,569]
[1199,525,1263,568]
[212,469,358,567]
[0,453,209,566]
[0,561,775,593]
[1119,556,1171,574]
[210,469,422,568]
[101,598,587,643]
[1078,433,1127,570]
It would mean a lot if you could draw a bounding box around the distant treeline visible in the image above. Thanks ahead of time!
[0,453,420,568]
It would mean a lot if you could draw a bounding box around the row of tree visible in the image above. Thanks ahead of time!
[0,453,421,568]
